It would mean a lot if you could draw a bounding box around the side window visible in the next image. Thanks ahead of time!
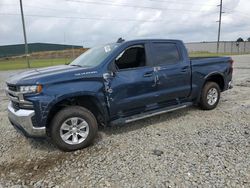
[115,45,146,70]
[152,43,180,65]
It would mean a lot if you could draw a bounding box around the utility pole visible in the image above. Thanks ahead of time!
[216,0,223,54]
[19,0,30,68]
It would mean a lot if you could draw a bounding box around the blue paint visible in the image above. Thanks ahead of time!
[6,39,233,128]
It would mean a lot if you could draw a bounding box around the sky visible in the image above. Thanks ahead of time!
[0,0,249,47]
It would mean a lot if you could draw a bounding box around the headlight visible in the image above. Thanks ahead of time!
[19,85,42,93]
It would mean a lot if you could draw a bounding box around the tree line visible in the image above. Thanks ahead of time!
[236,37,250,42]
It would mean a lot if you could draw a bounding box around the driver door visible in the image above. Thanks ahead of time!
[106,43,158,118]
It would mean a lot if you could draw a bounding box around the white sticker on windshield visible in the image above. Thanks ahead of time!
[104,45,111,53]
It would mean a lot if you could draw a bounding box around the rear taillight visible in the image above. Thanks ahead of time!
[229,58,234,73]
[229,58,234,66]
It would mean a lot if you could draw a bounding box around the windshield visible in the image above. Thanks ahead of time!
[70,43,119,68]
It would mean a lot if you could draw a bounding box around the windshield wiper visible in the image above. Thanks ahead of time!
[70,64,82,67]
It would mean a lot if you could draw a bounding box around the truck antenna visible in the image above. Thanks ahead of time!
[117,38,125,43]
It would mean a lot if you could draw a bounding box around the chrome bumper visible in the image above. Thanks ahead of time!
[8,102,46,137]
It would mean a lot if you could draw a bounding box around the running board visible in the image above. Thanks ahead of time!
[110,102,193,125]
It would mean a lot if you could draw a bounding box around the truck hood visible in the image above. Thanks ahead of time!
[6,65,92,85]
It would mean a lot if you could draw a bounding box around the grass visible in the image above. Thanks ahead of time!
[1,51,250,70]
[0,58,71,70]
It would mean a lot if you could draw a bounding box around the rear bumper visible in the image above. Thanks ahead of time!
[228,81,233,89]
[8,102,46,138]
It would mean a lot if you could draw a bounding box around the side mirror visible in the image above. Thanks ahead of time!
[111,62,117,72]
[106,61,118,76]
[103,72,114,80]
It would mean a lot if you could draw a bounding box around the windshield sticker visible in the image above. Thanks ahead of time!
[104,45,111,53]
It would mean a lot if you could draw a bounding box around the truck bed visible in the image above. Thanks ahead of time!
[191,56,231,66]
[190,56,222,60]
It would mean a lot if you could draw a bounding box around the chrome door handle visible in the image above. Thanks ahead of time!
[152,75,160,87]
[144,72,153,77]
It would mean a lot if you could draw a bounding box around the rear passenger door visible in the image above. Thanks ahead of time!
[150,42,191,103]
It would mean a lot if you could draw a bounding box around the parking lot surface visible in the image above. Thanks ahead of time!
[0,55,249,187]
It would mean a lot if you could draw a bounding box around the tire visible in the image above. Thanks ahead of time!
[199,82,221,110]
[49,106,98,151]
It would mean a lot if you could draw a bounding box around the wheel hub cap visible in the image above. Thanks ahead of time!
[60,117,89,145]
[72,127,77,133]
[207,88,218,105]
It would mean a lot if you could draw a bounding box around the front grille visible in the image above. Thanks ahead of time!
[7,84,18,92]
[7,84,34,111]
[8,92,18,99]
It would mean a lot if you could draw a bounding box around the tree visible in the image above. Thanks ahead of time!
[247,37,250,42]
[236,37,244,42]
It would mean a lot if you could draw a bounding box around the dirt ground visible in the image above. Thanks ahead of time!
[0,55,249,187]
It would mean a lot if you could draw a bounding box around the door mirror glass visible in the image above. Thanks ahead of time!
[103,72,115,80]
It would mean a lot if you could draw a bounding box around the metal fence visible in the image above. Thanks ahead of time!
[185,41,250,54]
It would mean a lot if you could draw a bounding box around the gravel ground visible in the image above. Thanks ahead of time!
[0,55,249,187]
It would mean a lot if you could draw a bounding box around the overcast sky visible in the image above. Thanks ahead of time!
[0,0,249,47]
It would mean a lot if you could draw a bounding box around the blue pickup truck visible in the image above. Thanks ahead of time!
[6,39,233,151]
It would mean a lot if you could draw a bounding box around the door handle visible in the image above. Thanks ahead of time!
[144,72,153,77]
[152,74,160,87]
[181,66,189,73]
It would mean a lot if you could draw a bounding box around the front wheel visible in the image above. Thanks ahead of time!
[50,106,98,151]
[199,82,221,110]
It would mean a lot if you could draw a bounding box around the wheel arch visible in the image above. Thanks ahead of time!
[194,72,225,104]
[204,72,225,91]
[46,94,109,130]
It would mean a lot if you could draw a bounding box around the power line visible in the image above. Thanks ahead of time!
[0,1,201,13]
[64,0,162,11]
[0,0,220,17]
[148,0,217,7]
[223,7,250,19]
[24,0,218,7]
[94,0,217,7]
[65,0,207,12]
[0,13,164,22]
[0,3,68,12]
[1,10,222,23]
[4,1,250,21]
[4,1,250,19]
[0,1,212,18]
[5,1,249,17]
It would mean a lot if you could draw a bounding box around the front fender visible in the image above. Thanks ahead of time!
[27,80,108,127]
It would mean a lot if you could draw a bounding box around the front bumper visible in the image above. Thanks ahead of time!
[8,102,46,138]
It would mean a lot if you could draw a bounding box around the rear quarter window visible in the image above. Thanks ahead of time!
[152,43,181,65]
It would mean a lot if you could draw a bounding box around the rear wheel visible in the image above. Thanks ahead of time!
[199,82,220,110]
[50,106,98,151]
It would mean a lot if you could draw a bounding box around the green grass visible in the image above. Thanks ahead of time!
[0,58,71,70]
[1,51,250,70]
